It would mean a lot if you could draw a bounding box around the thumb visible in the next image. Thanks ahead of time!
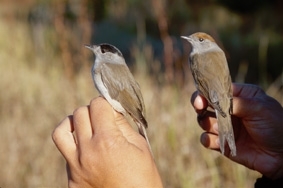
[89,97,118,135]
[114,110,149,149]
[232,83,266,118]
[89,97,143,145]
[232,96,262,118]
[112,105,150,152]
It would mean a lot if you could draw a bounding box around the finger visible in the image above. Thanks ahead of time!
[190,91,199,107]
[232,83,265,118]
[232,96,262,118]
[190,92,208,113]
[73,106,93,145]
[114,110,149,149]
[200,132,220,150]
[114,110,135,135]
[232,83,281,126]
[198,113,218,134]
[89,97,118,136]
[232,83,265,98]
[52,116,77,163]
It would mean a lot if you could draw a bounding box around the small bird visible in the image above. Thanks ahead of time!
[85,43,153,156]
[181,32,236,156]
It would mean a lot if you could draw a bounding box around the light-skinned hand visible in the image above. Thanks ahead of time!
[52,97,163,188]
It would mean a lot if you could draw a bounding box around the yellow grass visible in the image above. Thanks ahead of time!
[0,19,262,187]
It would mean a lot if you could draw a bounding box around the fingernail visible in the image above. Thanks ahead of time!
[200,134,208,147]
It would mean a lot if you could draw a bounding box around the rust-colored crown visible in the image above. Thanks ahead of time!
[191,32,216,42]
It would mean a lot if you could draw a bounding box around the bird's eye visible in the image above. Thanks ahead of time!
[199,38,204,42]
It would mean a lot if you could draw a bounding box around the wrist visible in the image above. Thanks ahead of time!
[265,157,283,180]
[255,175,283,188]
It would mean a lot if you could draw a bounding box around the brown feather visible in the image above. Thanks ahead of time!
[190,51,232,118]
[100,62,147,128]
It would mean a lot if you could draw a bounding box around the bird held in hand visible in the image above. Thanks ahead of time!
[85,43,153,156]
[181,32,236,156]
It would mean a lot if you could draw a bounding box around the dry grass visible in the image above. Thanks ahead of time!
[0,18,265,187]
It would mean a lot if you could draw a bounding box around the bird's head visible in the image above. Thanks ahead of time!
[85,43,125,64]
[181,32,221,54]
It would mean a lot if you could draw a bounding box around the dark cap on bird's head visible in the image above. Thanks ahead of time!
[85,43,123,58]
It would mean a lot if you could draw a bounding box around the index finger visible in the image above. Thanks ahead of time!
[232,83,266,118]
[232,83,265,98]
[52,116,77,163]
[190,91,208,111]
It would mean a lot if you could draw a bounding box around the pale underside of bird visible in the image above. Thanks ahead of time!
[182,32,237,157]
[85,43,153,156]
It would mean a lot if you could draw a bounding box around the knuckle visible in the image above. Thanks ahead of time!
[51,126,61,143]
[73,106,88,117]
[89,97,105,107]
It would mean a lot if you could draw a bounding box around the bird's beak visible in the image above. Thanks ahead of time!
[181,36,192,42]
[84,44,94,51]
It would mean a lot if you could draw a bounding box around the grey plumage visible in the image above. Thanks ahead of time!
[85,43,152,156]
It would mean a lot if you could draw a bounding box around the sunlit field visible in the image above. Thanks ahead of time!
[0,18,267,188]
[1,2,282,186]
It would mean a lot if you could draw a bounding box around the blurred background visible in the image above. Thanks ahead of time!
[0,0,282,187]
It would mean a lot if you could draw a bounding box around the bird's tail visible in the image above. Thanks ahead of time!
[216,110,237,156]
[137,122,154,158]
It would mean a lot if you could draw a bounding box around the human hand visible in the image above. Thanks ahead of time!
[191,83,283,179]
[52,97,163,188]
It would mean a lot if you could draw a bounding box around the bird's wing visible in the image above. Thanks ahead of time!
[100,62,147,127]
[191,51,232,117]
